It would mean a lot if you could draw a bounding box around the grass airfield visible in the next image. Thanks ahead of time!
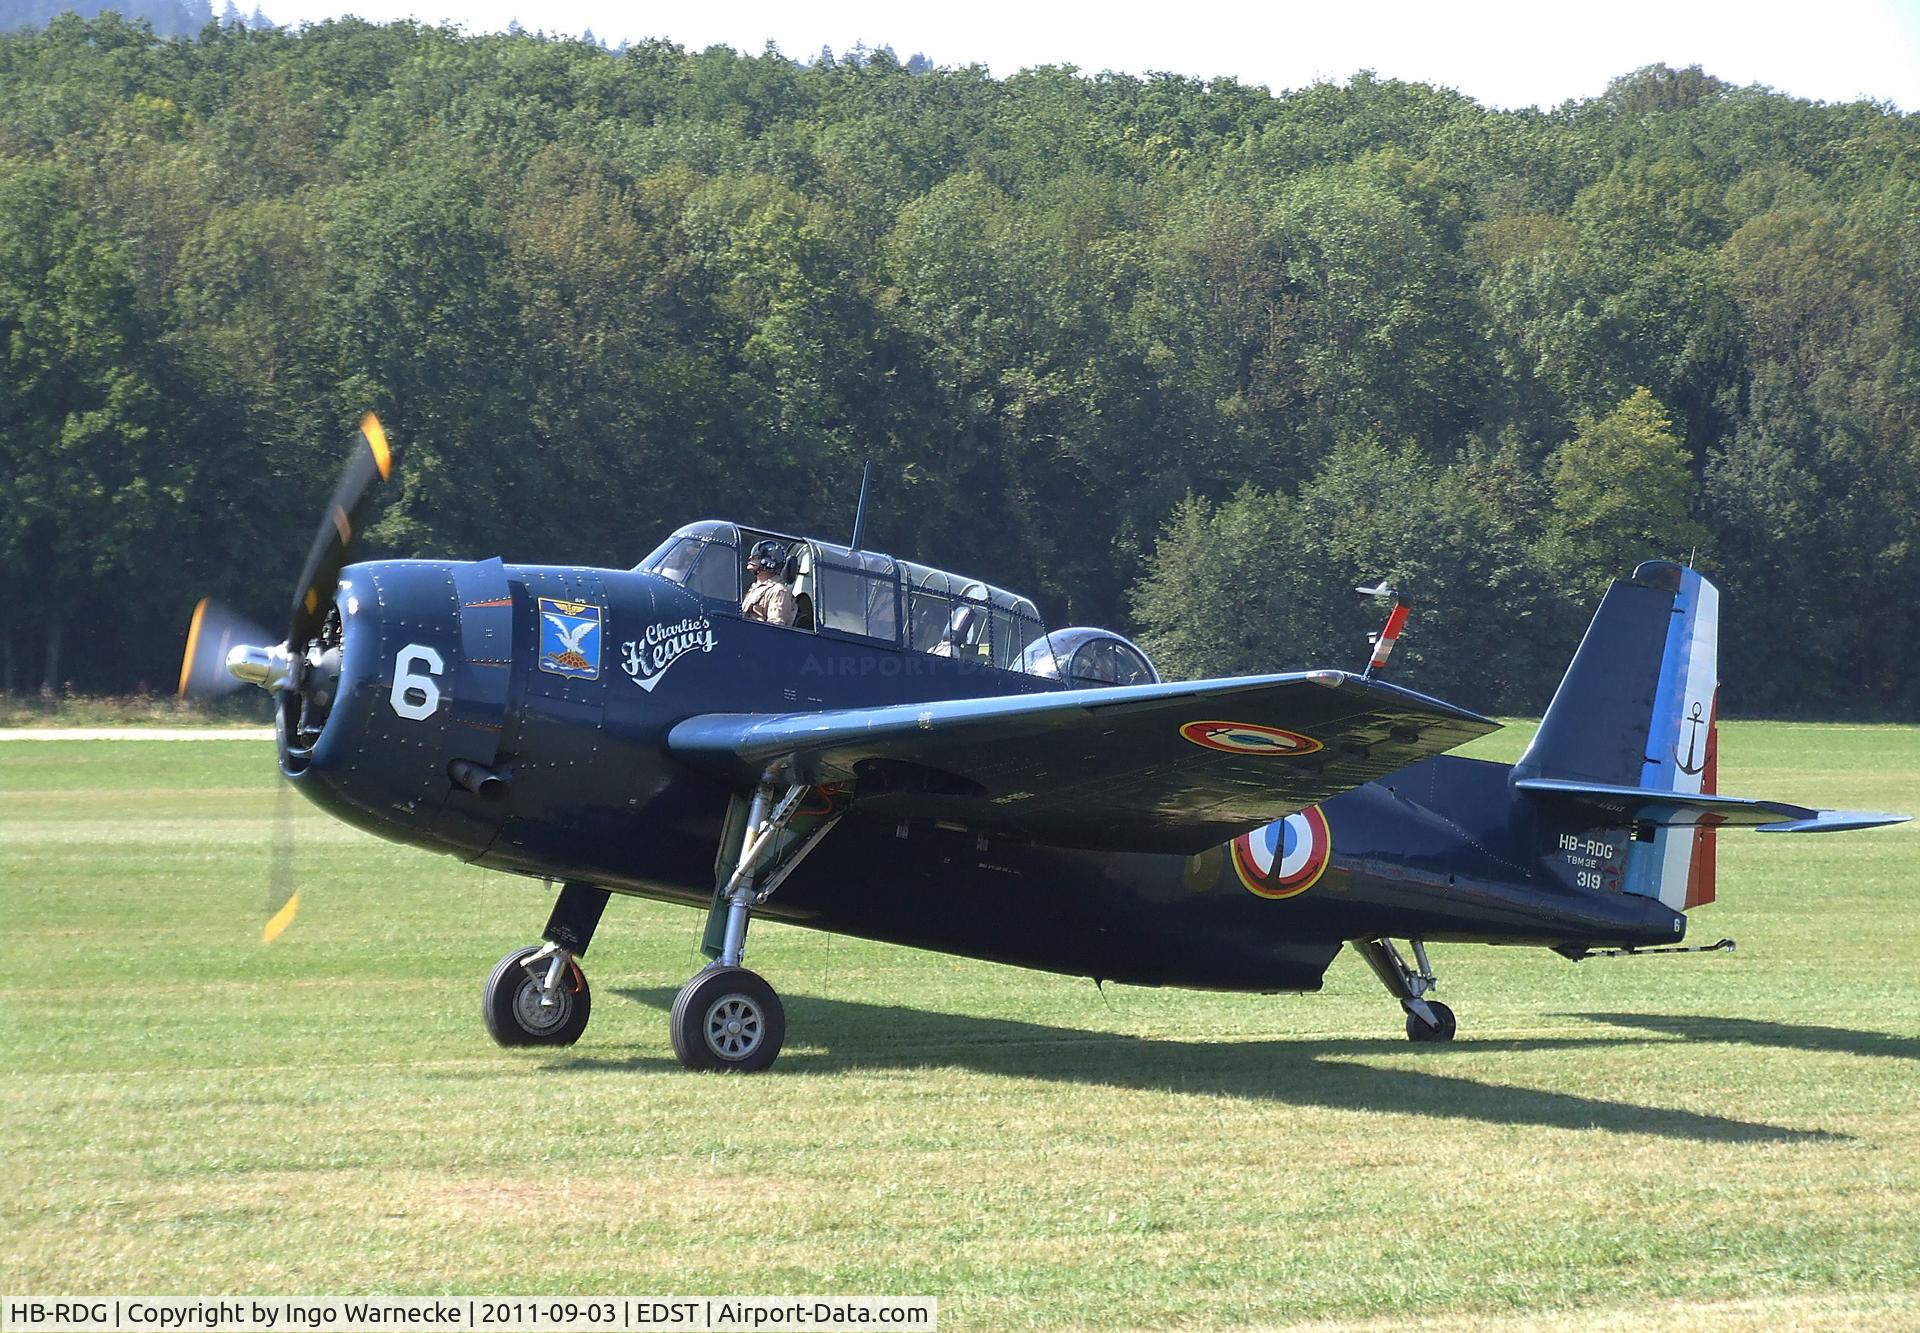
[1,723,1916,1329]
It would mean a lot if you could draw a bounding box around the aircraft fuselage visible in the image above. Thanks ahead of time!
[287,558,1681,995]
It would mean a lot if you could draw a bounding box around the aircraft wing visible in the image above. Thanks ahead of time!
[667,670,1499,854]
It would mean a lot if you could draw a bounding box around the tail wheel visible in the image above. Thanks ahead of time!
[670,966,784,1072]
[484,946,591,1047]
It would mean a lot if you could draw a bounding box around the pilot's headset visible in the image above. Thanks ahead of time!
[748,539,789,578]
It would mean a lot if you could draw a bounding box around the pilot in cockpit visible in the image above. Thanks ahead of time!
[929,602,986,659]
[741,540,798,627]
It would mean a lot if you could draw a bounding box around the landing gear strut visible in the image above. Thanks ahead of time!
[1355,937,1456,1043]
[670,776,840,1073]
[483,881,609,1047]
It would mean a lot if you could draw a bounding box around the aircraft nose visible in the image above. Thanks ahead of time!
[283,558,517,856]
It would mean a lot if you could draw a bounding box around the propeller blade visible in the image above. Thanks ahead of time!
[262,777,300,943]
[288,412,395,646]
[262,892,300,943]
[177,597,273,698]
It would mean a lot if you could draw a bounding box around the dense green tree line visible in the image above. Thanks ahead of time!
[0,18,1914,712]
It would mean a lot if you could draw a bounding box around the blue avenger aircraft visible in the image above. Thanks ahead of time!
[180,417,1906,1071]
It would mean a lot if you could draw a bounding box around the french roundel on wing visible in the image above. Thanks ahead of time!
[1177,719,1323,756]
[1230,806,1331,899]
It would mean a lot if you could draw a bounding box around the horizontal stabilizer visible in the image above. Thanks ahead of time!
[1753,809,1913,834]
[1515,777,1908,833]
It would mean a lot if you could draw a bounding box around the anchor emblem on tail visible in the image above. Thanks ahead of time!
[1675,701,1708,776]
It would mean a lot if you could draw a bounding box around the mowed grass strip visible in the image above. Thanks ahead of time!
[1,725,1916,1328]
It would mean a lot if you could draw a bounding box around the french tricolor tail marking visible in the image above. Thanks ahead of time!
[1368,603,1410,672]
[1684,700,1720,909]
[1630,568,1722,913]
[1642,569,1719,798]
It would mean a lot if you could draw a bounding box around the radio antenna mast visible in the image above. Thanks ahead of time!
[850,460,875,551]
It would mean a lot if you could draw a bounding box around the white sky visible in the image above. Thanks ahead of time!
[257,0,1920,112]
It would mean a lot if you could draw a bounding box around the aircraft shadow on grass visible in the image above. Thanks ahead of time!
[558,987,1843,1145]
[1563,1012,1920,1062]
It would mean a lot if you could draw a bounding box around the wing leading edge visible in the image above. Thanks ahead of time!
[667,670,1499,854]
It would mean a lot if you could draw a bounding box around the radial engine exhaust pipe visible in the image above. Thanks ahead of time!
[448,758,510,800]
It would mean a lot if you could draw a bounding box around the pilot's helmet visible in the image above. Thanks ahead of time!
[947,583,991,646]
[946,603,985,646]
[747,540,788,575]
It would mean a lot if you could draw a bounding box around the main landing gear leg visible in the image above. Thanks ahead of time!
[672,778,840,1073]
[483,881,610,1048]
[1355,937,1456,1043]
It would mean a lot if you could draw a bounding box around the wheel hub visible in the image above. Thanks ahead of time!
[513,978,571,1033]
[704,995,763,1059]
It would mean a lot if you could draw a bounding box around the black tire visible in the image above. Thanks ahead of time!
[483,946,591,1047]
[1405,999,1456,1043]
[670,966,785,1072]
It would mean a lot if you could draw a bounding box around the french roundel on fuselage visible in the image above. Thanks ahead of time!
[1230,807,1331,898]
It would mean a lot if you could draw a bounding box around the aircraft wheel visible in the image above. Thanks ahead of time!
[484,946,591,1047]
[1405,999,1456,1043]
[671,966,785,1072]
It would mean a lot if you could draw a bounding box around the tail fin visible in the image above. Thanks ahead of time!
[1516,561,1904,914]
[1516,560,1723,912]
[1516,561,1719,795]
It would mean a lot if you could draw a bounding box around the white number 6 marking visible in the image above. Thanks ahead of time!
[390,644,445,720]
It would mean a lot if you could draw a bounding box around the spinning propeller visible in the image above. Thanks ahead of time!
[291,413,393,647]
[176,599,272,697]
[177,413,397,942]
